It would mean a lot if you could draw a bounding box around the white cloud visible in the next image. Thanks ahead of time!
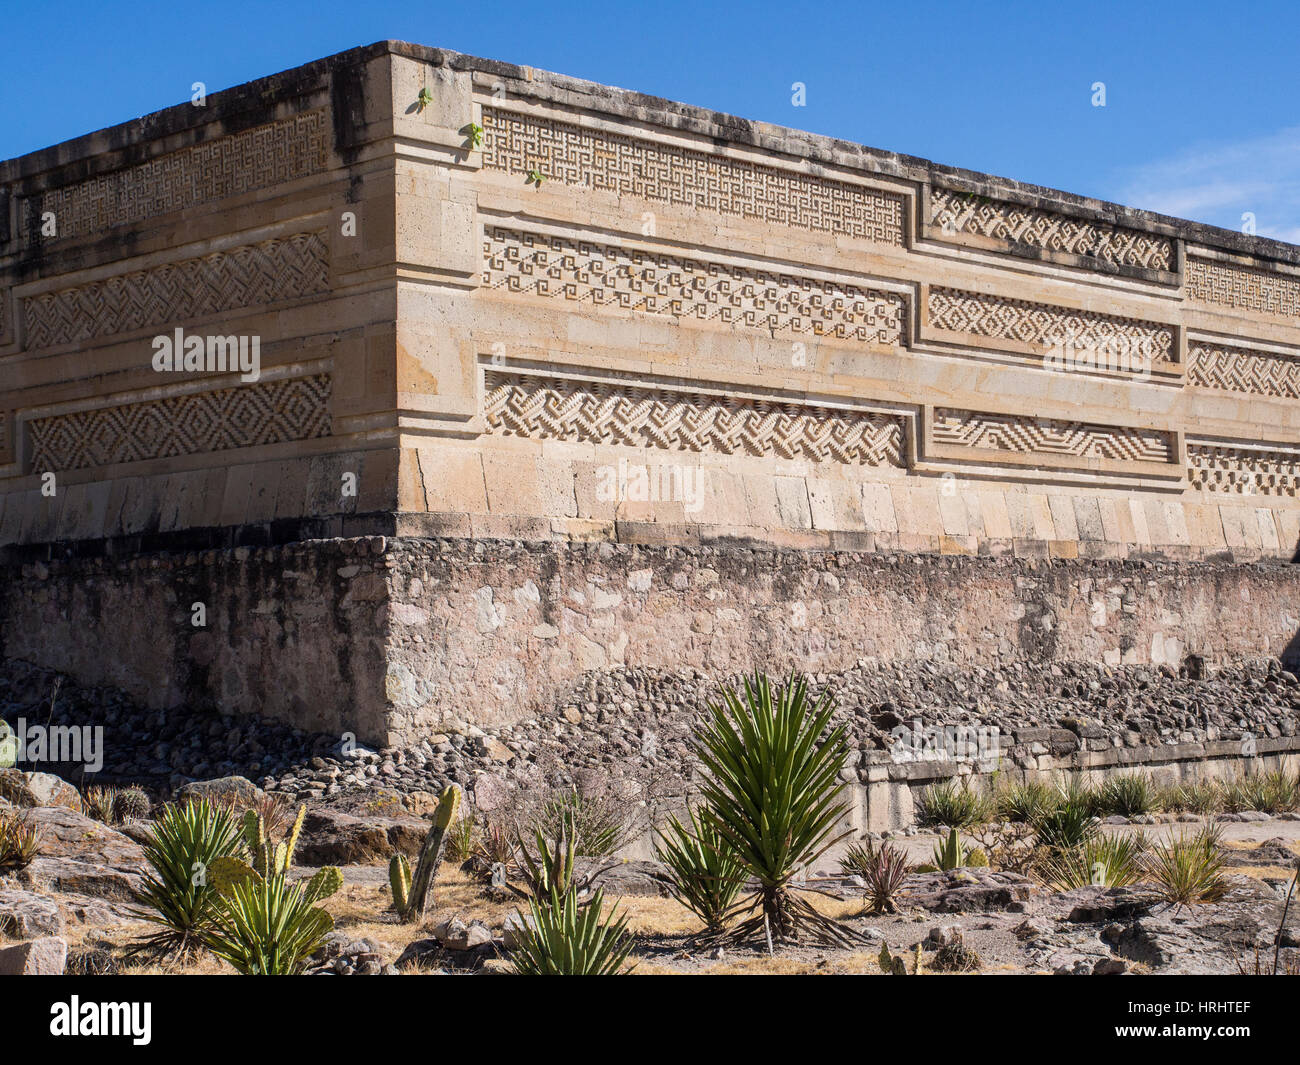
[1111,126,1300,245]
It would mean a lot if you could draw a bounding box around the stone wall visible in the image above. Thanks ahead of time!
[6,534,1299,745]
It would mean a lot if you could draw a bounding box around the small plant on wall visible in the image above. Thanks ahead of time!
[461,122,483,149]
[416,87,434,113]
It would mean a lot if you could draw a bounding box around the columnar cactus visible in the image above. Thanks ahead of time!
[389,854,412,913]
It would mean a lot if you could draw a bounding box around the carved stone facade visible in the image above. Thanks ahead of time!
[484,370,906,466]
[22,111,328,240]
[929,186,1174,271]
[1188,341,1300,397]
[1186,257,1300,318]
[23,232,329,349]
[928,286,1174,365]
[933,408,1173,463]
[482,107,906,245]
[1187,442,1300,498]
[28,374,331,472]
[483,226,906,345]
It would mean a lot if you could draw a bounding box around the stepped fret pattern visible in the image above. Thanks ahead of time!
[928,287,1174,365]
[484,227,906,345]
[23,232,329,350]
[482,108,904,245]
[23,111,327,239]
[1186,258,1300,318]
[928,187,1173,270]
[1187,443,1300,497]
[29,374,331,471]
[1188,342,1300,397]
[934,409,1172,462]
[484,372,905,466]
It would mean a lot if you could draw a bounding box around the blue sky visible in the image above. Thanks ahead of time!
[3,0,1298,242]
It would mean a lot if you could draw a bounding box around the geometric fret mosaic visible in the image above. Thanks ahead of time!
[484,226,907,346]
[484,371,906,467]
[929,186,1174,271]
[933,408,1173,463]
[23,232,329,350]
[22,111,328,241]
[482,107,905,246]
[1186,258,1300,319]
[1188,341,1300,398]
[1187,441,1300,497]
[28,374,331,471]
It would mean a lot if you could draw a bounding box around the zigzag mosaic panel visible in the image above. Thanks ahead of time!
[23,232,329,350]
[928,287,1174,365]
[28,374,331,471]
[1188,341,1300,398]
[933,408,1172,463]
[484,371,905,466]
[928,187,1173,271]
[1186,258,1300,318]
[483,227,906,345]
[481,108,905,245]
[1187,442,1300,497]
[23,111,328,240]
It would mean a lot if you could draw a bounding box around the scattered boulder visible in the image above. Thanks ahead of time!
[904,869,1037,912]
[501,910,535,949]
[587,859,674,898]
[0,936,67,975]
[434,916,493,951]
[0,888,64,938]
[0,770,81,811]
[924,924,964,949]
[175,775,263,808]
[294,808,429,865]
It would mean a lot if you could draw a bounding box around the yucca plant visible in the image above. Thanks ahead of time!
[528,788,632,859]
[1033,799,1098,852]
[841,840,910,914]
[654,807,745,934]
[509,884,633,975]
[130,798,245,957]
[1175,780,1223,815]
[1040,832,1148,889]
[1099,773,1155,817]
[916,778,991,828]
[693,672,853,945]
[996,779,1059,824]
[1057,776,1103,817]
[1146,823,1229,905]
[1224,771,1298,814]
[201,869,336,975]
[0,809,39,871]
[446,808,478,863]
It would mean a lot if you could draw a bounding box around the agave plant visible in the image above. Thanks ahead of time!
[1099,773,1155,817]
[841,840,910,914]
[692,672,853,945]
[916,779,990,829]
[926,827,986,871]
[995,780,1060,824]
[1040,832,1148,889]
[82,785,121,824]
[0,809,40,871]
[509,884,633,975]
[654,807,745,934]
[1033,799,1098,852]
[130,798,245,957]
[1146,823,1228,905]
[201,867,337,975]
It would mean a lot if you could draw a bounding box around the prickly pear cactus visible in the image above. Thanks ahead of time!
[209,855,261,896]
[303,865,343,904]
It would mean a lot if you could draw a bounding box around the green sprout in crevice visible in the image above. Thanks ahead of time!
[461,122,484,149]
[416,87,434,113]
[525,167,545,187]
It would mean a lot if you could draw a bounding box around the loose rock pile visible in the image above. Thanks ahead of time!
[2,655,1298,807]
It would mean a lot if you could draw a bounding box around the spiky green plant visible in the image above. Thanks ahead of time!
[1057,776,1103,817]
[528,788,631,859]
[1033,799,1098,852]
[82,785,120,824]
[995,780,1060,824]
[841,840,910,914]
[916,778,991,829]
[1223,771,1298,814]
[446,809,478,863]
[1099,773,1155,817]
[925,827,985,871]
[1040,832,1149,889]
[389,853,412,913]
[130,798,245,956]
[509,885,633,975]
[0,809,39,871]
[692,672,853,945]
[1174,780,1223,815]
[654,807,745,934]
[201,869,335,975]
[1146,823,1229,905]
